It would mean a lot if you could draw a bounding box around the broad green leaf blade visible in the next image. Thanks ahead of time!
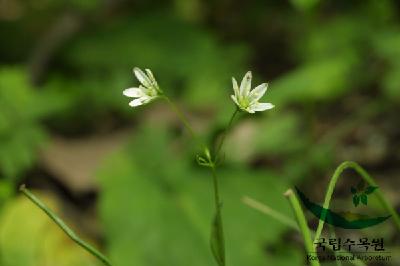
[350,186,357,194]
[210,209,225,266]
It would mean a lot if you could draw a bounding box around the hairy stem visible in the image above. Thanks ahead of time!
[284,189,320,266]
[19,185,112,266]
[314,161,400,242]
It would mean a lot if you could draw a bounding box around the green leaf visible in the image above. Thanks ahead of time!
[290,0,319,11]
[350,186,357,194]
[0,194,100,266]
[361,194,368,205]
[353,195,360,207]
[210,209,225,266]
[98,124,302,266]
[365,186,378,195]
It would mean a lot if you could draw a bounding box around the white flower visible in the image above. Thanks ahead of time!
[231,71,274,113]
[123,67,161,107]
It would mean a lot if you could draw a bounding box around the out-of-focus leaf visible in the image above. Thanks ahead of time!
[290,0,319,12]
[269,56,358,106]
[0,193,100,266]
[210,209,225,266]
[224,112,306,163]
[63,14,247,111]
[0,67,66,179]
[98,123,302,266]
[0,180,13,207]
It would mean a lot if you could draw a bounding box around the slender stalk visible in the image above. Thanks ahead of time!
[242,196,299,230]
[314,161,400,242]
[19,185,112,266]
[162,95,226,264]
[163,96,197,139]
[214,108,239,158]
[210,166,226,265]
[328,225,343,266]
[211,167,221,209]
[284,189,320,266]
[244,196,367,266]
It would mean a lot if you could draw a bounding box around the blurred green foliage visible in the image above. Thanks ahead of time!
[98,124,302,266]
[0,193,100,266]
[0,67,67,206]
[1,0,400,265]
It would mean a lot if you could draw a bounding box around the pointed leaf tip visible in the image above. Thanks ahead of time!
[210,211,225,266]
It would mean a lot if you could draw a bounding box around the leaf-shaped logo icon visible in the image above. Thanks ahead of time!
[361,193,368,205]
[351,183,378,207]
[365,186,378,195]
[353,195,360,207]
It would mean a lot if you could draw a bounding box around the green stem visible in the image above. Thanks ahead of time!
[314,161,400,242]
[214,108,239,159]
[19,185,112,266]
[284,189,320,266]
[242,196,299,230]
[211,167,221,210]
[328,225,343,266]
[163,96,197,139]
[210,166,226,266]
[244,196,367,266]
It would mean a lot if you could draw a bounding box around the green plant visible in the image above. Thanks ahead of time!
[244,161,400,266]
[122,67,274,266]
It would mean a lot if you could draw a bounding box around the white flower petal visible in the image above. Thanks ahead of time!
[133,67,151,87]
[123,87,145,97]
[246,107,255,113]
[145,69,156,83]
[249,83,268,103]
[230,95,240,107]
[251,102,274,112]
[232,77,239,97]
[239,71,252,97]
[129,98,144,107]
[128,95,153,107]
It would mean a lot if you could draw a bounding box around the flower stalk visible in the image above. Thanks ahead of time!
[122,68,274,266]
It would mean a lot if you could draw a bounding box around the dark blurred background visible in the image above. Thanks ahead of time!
[0,0,399,265]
